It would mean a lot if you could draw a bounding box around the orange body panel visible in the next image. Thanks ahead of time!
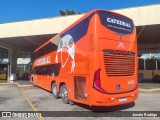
[30,10,138,106]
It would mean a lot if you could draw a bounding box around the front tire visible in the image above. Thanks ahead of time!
[32,78,36,86]
[60,85,69,104]
[52,82,59,99]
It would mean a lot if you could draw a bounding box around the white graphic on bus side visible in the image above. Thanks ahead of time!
[55,34,75,73]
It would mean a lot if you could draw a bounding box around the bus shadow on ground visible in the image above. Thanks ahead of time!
[72,102,135,112]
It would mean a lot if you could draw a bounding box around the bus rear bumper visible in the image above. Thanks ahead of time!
[90,87,139,106]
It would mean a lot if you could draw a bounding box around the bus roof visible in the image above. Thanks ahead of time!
[34,9,133,53]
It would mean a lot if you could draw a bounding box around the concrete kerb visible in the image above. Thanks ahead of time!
[139,88,160,92]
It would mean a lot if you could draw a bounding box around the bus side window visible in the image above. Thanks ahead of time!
[41,67,47,75]
[53,63,61,76]
[36,67,41,75]
[32,68,36,74]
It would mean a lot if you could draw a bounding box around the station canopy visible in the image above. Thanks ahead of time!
[137,24,160,54]
[0,34,56,52]
[0,24,160,56]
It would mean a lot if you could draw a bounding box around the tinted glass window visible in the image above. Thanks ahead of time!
[32,63,61,76]
[31,42,58,61]
[98,11,134,34]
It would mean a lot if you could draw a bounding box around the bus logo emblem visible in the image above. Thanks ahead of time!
[117,42,125,49]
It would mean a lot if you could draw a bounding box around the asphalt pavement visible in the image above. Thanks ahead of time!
[0,81,159,120]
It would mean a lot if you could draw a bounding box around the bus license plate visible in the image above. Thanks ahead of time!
[119,97,127,102]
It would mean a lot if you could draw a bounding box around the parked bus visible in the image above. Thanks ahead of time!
[30,9,138,106]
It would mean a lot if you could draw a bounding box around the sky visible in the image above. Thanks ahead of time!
[0,0,160,23]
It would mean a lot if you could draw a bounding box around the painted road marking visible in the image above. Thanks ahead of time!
[0,82,44,120]
[0,82,33,87]
[0,83,15,85]
[140,88,160,92]
[16,83,33,88]
[19,87,45,120]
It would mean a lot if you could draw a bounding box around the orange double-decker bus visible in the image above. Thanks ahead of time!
[30,9,138,106]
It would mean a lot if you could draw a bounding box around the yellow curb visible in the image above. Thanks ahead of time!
[0,83,15,85]
[15,83,33,87]
[19,85,33,87]
[0,82,32,87]
[140,88,160,92]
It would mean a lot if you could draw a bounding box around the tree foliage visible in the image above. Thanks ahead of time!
[60,10,66,16]
[59,9,81,16]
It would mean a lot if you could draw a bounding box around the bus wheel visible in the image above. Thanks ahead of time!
[60,85,69,104]
[52,82,59,99]
[32,78,36,86]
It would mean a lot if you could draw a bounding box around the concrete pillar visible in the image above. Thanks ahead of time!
[9,49,18,81]
[0,41,19,81]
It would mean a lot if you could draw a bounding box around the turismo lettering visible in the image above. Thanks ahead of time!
[107,17,131,28]
[36,56,51,66]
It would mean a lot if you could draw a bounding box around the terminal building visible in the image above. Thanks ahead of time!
[0,4,160,82]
